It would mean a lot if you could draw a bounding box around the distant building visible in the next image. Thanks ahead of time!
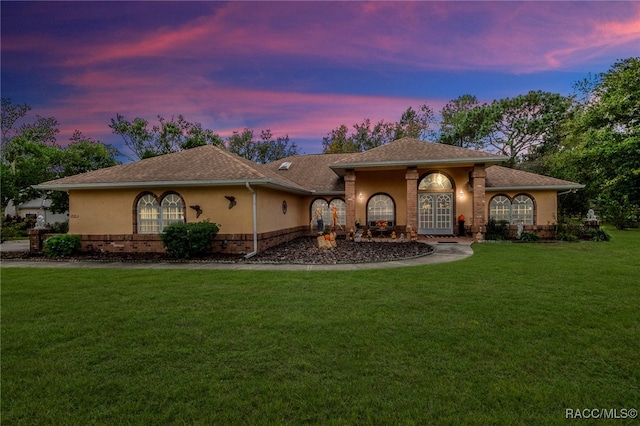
[4,198,68,225]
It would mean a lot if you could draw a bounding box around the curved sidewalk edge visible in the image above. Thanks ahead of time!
[0,242,473,271]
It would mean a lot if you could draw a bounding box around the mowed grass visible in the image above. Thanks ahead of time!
[2,229,639,425]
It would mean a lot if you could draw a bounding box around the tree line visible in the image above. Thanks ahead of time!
[1,57,638,226]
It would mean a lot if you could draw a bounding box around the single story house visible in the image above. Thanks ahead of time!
[4,198,68,225]
[34,138,583,255]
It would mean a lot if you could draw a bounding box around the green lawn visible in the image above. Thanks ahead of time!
[2,229,639,424]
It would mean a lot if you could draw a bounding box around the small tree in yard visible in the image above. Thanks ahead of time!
[161,220,220,258]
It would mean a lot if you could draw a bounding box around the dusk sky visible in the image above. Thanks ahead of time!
[2,1,639,157]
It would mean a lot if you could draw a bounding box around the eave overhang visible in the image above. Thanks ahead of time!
[329,156,508,176]
[33,179,311,195]
[486,184,585,192]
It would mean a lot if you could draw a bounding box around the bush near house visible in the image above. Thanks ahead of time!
[43,234,82,257]
[160,220,220,258]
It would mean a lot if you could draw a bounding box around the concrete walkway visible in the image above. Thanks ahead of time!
[0,239,29,253]
[0,241,473,271]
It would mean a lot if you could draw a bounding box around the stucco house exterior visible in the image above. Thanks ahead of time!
[34,138,583,255]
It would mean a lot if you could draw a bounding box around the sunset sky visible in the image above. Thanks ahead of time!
[2,1,639,157]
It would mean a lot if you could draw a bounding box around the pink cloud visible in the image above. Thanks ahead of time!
[43,2,637,73]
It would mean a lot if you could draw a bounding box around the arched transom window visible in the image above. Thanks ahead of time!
[489,195,534,225]
[137,192,185,233]
[419,172,453,190]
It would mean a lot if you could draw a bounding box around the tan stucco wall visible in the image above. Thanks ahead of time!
[68,186,256,235]
[254,187,306,233]
[485,190,558,225]
[67,169,559,237]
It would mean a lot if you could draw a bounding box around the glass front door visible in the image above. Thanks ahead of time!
[418,193,453,234]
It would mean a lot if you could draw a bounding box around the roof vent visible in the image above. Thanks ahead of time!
[278,161,292,170]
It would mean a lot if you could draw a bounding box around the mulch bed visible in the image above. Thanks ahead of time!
[1,237,434,265]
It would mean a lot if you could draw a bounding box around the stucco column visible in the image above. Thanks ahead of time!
[472,165,486,235]
[344,169,356,230]
[405,167,418,231]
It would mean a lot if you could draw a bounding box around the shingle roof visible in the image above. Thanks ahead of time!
[35,145,307,192]
[486,166,583,190]
[35,141,582,194]
[262,153,354,193]
[330,137,507,174]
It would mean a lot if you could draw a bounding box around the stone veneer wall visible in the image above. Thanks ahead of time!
[30,226,311,255]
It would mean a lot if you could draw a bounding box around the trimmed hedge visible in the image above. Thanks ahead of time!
[161,220,220,258]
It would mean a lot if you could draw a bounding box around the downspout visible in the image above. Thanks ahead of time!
[244,182,258,258]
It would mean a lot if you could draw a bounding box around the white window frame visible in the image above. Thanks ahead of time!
[489,195,512,223]
[367,194,395,227]
[137,192,184,234]
[489,194,534,225]
[511,195,534,225]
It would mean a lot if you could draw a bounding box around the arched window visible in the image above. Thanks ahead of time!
[512,195,534,225]
[310,198,329,230]
[419,172,453,190]
[137,194,160,233]
[136,192,185,233]
[489,195,511,223]
[329,198,346,227]
[161,193,184,229]
[489,195,535,225]
[367,194,395,227]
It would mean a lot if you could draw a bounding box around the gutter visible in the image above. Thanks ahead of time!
[33,178,310,194]
[244,182,258,259]
[486,184,585,191]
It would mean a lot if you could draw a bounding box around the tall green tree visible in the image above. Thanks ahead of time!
[1,99,120,212]
[554,57,640,227]
[226,128,298,164]
[48,132,120,213]
[1,99,60,208]
[394,104,436,140]
[482,91,571,167]
[438,92,572,168]
[109,114,223,160]
[322,103,434,153]
[438,94,484,149]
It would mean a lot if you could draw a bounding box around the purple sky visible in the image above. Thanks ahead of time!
[2,1,639,157]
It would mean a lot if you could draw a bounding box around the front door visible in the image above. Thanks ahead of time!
[418,193,453,235]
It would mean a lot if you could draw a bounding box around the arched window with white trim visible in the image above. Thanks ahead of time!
[137,194,160,233]
[489,194,535,225]
[489,195,511,223]
[512,195,534,225]
[136,192,185,233]
[161,193,185,229]
[367,194,395,227]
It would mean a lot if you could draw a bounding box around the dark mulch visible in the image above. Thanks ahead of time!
[1,237,434,265]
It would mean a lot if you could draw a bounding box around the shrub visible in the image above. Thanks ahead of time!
[161,220,220,258]
[583,228,611,242]
[485,219,510,240]
[1,215,31,241]
[44,234,82,257]
[556,232,579,242]
[49,221,69,234]
[518,231,540,242]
